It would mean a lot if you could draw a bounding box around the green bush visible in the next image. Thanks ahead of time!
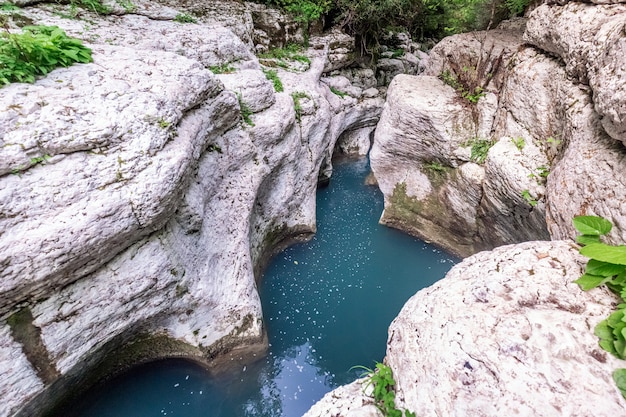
[0,25,92,86]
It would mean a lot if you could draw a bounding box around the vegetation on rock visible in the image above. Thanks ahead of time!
[256,0,530,49]
[0,24,92,86]
[573,215,626,399]
[353,362,416,417]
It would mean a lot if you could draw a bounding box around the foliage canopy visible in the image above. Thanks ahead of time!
[255,0,530,49]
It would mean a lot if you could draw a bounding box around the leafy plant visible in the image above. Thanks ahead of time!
[0,2,19,11]
[1,25,93,87]
[462,137,493,164]
[504,0,529,17]
[174,12,196,23]
[263,68,283,92]
[71,0,111,15]
[258,43,310,69]
[424,161,447,173]
[352,362,416,417]
[237,92,254,126]
[329,86,347,98]
[209,63,235,74]
[573,215,626,399]
[521,189,537,207]
[11,154,51,174]
[115,0,136,13]
[439,69,460,90]
[390,48,404,58]
[511,137,525,151]
[290,91,309,122]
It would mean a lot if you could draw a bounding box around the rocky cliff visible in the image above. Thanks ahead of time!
[305,1,626,416]
[371,3,626,258]
[0,0,408,415]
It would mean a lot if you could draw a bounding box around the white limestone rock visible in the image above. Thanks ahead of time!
[302,378,381,417]
[0,3,391,415]
[336,127,374,157]
[370,68,549,256]
[217,69,276,113]
[0,44,233,309]
[387,240,626,416]
[524,2,626,144]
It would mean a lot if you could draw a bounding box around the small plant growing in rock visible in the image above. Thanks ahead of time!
[573,215,626,399]
[462,137,494,164]
[0,2,19,11]
[115,0,136,13]
[262,68,283,92]
[520,189,537,207]
[209,63,235,74]
[259,43,310,70]
[11,154,51,174]
[511,137,525,151]
[237,92,254,126]
[291,91,309,122]
[71,0,111,15]
[329,86,347,98]
[423,161,446,173]
[174,12,196,23]
[352,362,416,417]
[391,48,404,58]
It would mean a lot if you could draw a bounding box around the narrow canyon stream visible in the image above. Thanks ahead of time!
[68,157,459,417]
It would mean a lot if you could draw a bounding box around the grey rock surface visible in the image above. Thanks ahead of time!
[388,241,626,416]
[0,2,388,416]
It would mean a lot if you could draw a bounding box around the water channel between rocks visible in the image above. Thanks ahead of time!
[69,157,459,417]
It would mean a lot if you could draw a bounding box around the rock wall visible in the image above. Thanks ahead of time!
[370,3,626,257]
[305,1,626,416]
[0,1,392,415]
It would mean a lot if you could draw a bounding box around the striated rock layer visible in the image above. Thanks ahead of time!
[0,1,388,416]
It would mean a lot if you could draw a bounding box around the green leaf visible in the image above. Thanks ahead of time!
[586,259,626,277]
[595,320,614,340]
[574,273,611,291]
[577,234,601,245]
[608,310,625,328]
[573,215,612,236]
[613,369,626,399]
[600,339,619,356]
[580,243,626,265]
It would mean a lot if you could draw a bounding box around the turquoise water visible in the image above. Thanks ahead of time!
[68,158,458,417]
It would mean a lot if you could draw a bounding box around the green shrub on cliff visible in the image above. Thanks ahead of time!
[0,25,92,87]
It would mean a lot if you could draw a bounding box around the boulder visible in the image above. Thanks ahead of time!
[305,241,626,416]
[388,241,626,416]
[0,2,388,416]
[524,2,626,144]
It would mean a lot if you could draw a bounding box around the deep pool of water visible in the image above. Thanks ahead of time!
[69,158,459,417]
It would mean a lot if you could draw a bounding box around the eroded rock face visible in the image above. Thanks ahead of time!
[306,3,626,416]
[388,241,625,416]
[370,28,554,257]
[371,2,626,257]
[305,241,626,416]
[0,2,387,416]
